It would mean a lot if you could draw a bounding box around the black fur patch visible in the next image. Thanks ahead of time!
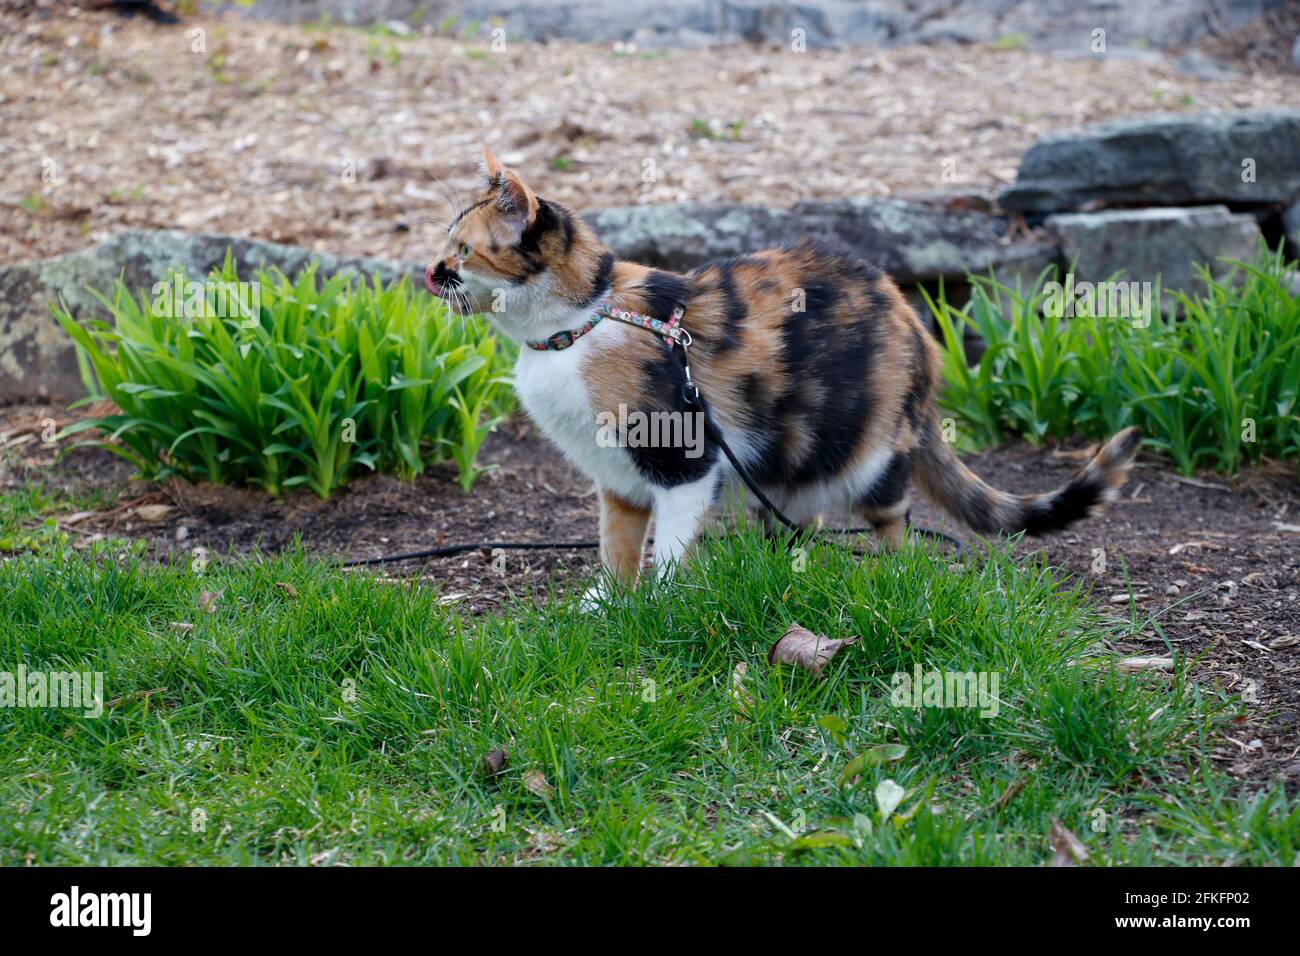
[512,199,563,280]
[639,269,692,321]
[619,350,718,487]
[574,252,615,308]
[689,259,752,355]
[1022,477,1097,535]
[558,205,575,255]
[857,451,912,512]
[778,276,876,484]
[735,372,784,485]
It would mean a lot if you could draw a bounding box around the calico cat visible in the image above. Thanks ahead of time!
[427,147,1140,595]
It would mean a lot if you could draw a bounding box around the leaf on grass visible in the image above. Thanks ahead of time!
[198,590,223,614]
[275,581,298,599]
[134,504,174,522]
[1116,655,1173,672]
[169,621,194,633]
[839,744,907,784]
[523,769,554,799]
[875,779,906,819]
[1049,819,1088,867]
[767,623,859,677]
[480,748,508,778]
[817,714,849,739]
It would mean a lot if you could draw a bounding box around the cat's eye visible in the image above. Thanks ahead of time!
[459,243,472,258]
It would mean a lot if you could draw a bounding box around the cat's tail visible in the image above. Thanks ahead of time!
[913,423,1141,536]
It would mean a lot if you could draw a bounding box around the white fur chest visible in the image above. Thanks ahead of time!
[513,328,652,508]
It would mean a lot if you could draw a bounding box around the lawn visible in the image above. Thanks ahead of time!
[2,519,1295,866]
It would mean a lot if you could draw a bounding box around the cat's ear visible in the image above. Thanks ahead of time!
[498,167,539,227]
[482,145,505,184]
[480,145,538,228]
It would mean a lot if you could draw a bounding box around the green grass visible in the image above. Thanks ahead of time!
[2,531,1293,866]
[0,470,126,557]
[925,244,1300,473]
[54,252,515,497]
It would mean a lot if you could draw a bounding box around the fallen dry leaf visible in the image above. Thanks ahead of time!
[523,769,555,799]
[198,590,223,614]
[1049,819,1089,867]
[1116,655,1173,672]
[274,582,298,599]
[767,623,859,678]
[134,504,174,522]
[169,621,194,633]
[480,748,508,778]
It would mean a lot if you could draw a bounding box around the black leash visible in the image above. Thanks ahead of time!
[340,523,962,568]
[342,315,965,568]
[342,540,599,567]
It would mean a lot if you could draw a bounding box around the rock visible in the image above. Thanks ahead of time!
[1044,205,1263,301]
[1293,33,1300,69]
[1172,49,1242,81]
[1001,110,1300,214]
[584,197,1058,283]
[222,0,1285,51]
[0,230,419,401]
[1284,200,1300,257]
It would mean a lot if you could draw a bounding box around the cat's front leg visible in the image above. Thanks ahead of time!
[651,469,720,579]
[598,488,651,582]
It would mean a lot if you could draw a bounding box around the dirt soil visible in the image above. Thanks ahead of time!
[3,8,1300,267]
[3,400,1297,790]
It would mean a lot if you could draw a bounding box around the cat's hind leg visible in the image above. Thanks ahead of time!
[854,451,913,551]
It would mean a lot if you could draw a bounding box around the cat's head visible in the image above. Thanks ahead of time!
[427,147,612,338]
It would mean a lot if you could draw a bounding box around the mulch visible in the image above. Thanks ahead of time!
[3,8,1299,266]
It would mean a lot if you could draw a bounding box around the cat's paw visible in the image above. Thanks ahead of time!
[578,580,611,614]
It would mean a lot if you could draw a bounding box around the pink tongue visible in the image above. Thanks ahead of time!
[424,264,439,294]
